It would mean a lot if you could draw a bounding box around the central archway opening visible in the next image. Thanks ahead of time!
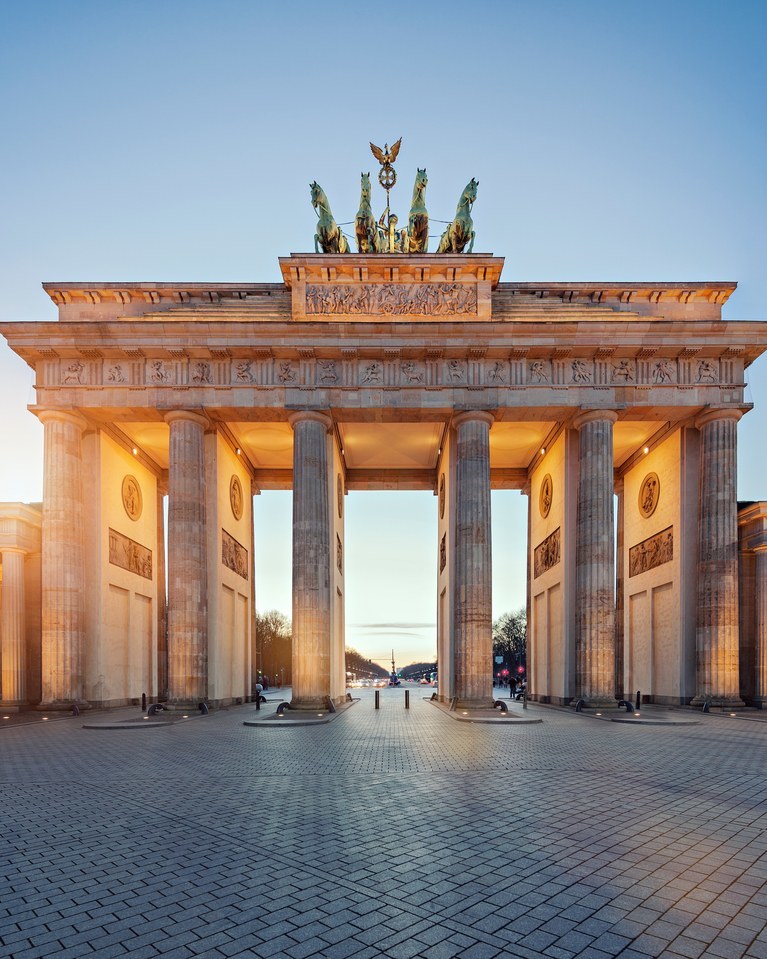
[253,487,528,689]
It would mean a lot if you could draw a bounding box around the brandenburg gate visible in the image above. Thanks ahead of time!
[2,250,767,712]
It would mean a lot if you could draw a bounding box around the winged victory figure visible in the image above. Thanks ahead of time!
[369,138,402,167]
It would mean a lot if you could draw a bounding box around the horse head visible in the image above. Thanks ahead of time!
[360,172,372,203]
[462,178,478,207]
[310,181,326,211]
[416,167,428,190]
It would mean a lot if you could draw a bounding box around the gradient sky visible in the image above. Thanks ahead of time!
[1,0,765,668]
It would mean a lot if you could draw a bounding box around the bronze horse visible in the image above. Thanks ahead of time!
[401,168,428,254]
[437,178,478,254]
[311,181,350,254]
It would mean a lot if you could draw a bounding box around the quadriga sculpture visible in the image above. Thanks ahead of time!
[437,178,478,254]
[310,181,350,254]
[400,168,428,254]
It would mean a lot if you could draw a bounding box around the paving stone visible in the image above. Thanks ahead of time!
[4,698,767,959]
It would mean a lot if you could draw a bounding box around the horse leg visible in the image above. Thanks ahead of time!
[315,233,320,253]
[468,230,475,254]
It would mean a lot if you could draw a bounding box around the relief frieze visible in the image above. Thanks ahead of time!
[305,283,477,316]
[82,353,738,393]
[534,527,560,578]
[222,529,248,579]
[109,528,152,580]
[629,526,673,577]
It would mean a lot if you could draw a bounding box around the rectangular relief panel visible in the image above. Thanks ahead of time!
[109,528,152,580]
[222,529,249,579]
[629,526,673,578]
[534,528,561,579]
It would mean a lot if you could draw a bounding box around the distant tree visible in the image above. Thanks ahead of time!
[256,609,292,686]
[400,661,438,681]
[493,608,527,675]
[345,648,388,679]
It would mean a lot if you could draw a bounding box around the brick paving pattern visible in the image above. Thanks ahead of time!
[2,693,767,958]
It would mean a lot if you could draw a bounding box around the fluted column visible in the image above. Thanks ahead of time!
[1,548,27,706]
[694,408,743,706]
[156,484,168,700]
[453,411,494,708]
[165,411,208,704]
[289,411,332,710]
[754,547,767,706]
[38,410,87,706]
[614,478,625,699]
[574,410,617,706]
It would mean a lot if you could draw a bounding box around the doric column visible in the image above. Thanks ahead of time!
[574,410,617,706]
[156,483,168,701]
[38,410,87,706]
[453,411,494,708]
[1,548,27,706]
[289,411,332,710]
[754,547,767,706]
[694,408,743,706]
[614,477,625,699]
[165,411,208,704]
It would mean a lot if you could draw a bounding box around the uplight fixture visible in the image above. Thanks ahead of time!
[132,447,138,456]
[643,446,650,454]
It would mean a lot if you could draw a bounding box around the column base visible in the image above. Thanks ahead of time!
[576,697,621,709]
[289,697,336,711]
[35,701,91,712]
[691,696,745,708]
[0,703,25,713]
[452,698,497,711]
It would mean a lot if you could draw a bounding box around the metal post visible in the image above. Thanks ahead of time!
[141,692,147,713]
[375,690,380,709]
[405,690,410,709]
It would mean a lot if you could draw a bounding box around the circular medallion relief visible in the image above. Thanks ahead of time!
[337,473,343,518]
[539,474,553,519]
[439,474,446,519]
[639,472,660,518]
[230,475,244,521]
[122,475,143,521]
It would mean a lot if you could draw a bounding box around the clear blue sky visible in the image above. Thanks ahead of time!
[1,0,765,667]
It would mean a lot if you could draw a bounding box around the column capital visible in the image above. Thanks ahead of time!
[288,410,332,431]
[695,407,744,430]
[572,409,618,431]
[36,409,88,431]
[453,410,495,429]
[163,409,209,429]
[0,546,28,557]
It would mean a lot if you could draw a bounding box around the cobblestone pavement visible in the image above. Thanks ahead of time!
[3,692,767,959]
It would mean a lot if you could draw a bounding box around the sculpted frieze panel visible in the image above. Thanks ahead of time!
[305,283,477,316]
[148,359,174,384]
[61,360,86,385]
[571,359,592,383]
[233,359,254,383]
[109,528,152,580]
[534,528,560,578]
[222,529,248,579]
[629,526,673,577]
[652,359,676,384]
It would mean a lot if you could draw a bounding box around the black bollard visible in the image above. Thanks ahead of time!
[141,692,147,713]
[405,690,410,709]
[375,690,380,710]
[635,690,641,710]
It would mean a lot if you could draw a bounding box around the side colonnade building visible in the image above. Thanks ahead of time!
[2,254,767,711]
